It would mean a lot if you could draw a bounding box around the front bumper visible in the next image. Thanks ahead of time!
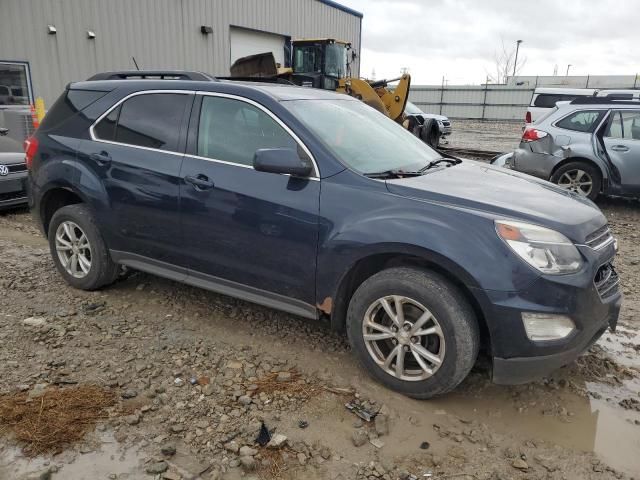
[0,171,28,209]
[472,241,622,385]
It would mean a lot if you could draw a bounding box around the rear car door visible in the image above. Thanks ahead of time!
[79,90,194,265]
[179,93,320,316]
[603,110,640,194]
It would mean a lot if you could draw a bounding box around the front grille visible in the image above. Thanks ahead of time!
[594,263,620,300]
[442,121,451,126]
[0,191,27,202]
[4,163,27,173]
[585,225,614,250]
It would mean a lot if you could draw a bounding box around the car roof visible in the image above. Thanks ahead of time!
[533,87,598,96]
[70,78,356,102]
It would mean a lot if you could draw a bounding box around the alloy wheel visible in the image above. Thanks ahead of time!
[362,295,446,381]
[557,169,593,197]
[55,221,92,278]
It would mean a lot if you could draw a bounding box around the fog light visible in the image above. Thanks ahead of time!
[522,313,575,341]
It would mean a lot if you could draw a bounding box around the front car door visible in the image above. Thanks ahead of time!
[602,109,640,194]
[179,93,321,317]
[79,90,193,265]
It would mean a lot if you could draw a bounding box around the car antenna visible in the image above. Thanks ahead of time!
[132,56,140,71]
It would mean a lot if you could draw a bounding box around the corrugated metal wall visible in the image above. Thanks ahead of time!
[410,85,534,121]
[0,0,362,106]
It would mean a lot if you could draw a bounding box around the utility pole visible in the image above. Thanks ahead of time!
[566,64,572,76]
[512,40,523,78]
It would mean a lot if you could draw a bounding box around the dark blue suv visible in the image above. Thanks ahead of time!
[27,71,621,398]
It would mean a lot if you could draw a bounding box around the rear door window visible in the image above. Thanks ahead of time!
[94,93,191,151]
[555,110,604,133]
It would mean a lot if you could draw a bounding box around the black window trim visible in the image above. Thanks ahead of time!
[551,108,608,133]
[186,91,319,179]
[89,89,195,157]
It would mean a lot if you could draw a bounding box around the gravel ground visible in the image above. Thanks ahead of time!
[0,196,639,480]
[444,120,524,152]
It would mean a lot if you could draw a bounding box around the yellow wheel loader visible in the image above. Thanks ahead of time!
[229,39,411,123]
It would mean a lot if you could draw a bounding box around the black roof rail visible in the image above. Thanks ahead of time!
[571,97,640,105]
[86,70,217,82]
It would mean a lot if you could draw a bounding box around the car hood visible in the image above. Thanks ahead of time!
[385,160,606,242]
[0,151,24,165]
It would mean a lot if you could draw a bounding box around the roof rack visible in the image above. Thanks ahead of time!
[571,97,640,105]
[86,70,217,82]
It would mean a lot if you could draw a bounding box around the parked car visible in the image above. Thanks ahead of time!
[0,85,29,105]
[404,101,452,147]
[27,71,620,398]
[0,127,28,210]
[525,87,640,124]
[508,97,640,200]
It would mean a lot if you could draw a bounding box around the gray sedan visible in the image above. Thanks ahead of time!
[0,128,28,210]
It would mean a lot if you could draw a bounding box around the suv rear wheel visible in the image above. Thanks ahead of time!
[346,267,479,399]
[48,204,119,290]
[550,162,601,200]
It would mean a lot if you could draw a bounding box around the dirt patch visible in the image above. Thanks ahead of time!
[0,386,116,456]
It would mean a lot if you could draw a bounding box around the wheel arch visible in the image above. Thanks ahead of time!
[549,156,606,190]
[329,249,492,355]
[40,185,88,237]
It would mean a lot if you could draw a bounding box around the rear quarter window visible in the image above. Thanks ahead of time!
[555,110,605,133]
[38,89,109,132]
[533,94,583,108]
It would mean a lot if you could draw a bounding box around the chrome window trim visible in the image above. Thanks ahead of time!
[194,91,320,178]
[89,89,320,179]
[89,89,195,157]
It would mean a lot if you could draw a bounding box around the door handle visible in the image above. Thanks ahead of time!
[185,174,215,190]
[610,145,629,152]
[90,151,112,165]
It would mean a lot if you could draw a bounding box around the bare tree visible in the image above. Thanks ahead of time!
[486,39,526,84]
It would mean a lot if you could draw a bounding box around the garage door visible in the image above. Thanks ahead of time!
[230,27,286,66]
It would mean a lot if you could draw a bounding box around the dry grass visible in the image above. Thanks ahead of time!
[257,446,297,480]
[0,385,116,456]
[246,370,323,401]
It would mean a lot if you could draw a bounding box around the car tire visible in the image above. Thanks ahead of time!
[48,204,119,290]
[419,119,440,148]
[550,162,602,201]
[346,267,479,399]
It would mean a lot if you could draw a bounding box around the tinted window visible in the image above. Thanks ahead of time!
[197,96,297,166]
[556,110,604,132]
[606,111,640,140]
[0,62,31,106]
[93,105,120,141]
[113,93,190,151]
[533,94,584,108]
[39,89,109,132]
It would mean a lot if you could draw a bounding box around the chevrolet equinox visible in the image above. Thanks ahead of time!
[26,71,621,398]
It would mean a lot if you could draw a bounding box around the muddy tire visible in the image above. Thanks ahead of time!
[48,204,119,290]
[550,161,601,201]
[346,267,479,399]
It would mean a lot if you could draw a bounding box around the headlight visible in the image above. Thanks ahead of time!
[495,220,583,274]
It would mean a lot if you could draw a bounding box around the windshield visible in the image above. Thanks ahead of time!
[293,46,322,74]
[284,99,443,174]
[403,102,423,115]
[324,43,347,78]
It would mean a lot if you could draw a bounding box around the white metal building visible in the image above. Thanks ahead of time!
[0,0,362,107]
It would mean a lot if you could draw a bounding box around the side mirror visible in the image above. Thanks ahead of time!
[253,148,313,177]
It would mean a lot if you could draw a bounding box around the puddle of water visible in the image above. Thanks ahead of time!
[0,431,146,480]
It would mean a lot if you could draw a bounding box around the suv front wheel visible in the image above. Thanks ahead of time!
[48,204,119,290]
[346,267,480,399]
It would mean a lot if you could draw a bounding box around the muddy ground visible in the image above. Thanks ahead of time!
[444,120,524,152]
[1,194,639,480]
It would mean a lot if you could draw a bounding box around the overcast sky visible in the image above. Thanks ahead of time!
[338,0,640,85]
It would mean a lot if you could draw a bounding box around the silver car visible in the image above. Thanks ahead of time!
[507,97,640,200]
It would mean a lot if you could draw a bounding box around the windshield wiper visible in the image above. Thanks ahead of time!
[364,169,424,179]
[419,157,461,172]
